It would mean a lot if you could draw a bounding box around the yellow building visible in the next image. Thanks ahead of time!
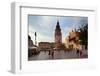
[64,29,83,50]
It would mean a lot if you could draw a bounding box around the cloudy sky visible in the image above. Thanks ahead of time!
[28,15,88,44]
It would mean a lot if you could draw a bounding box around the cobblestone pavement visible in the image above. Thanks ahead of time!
[28,50,88,61]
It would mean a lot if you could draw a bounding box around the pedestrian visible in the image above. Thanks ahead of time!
[80,50,82,56]
[76,49,79,54]
[51,51,54,58]
[48,50,50,55]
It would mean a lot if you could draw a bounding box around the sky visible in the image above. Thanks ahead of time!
[28,15,88,44]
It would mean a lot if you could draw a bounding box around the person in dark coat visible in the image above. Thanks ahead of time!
[76,49,79,54]
[51,51,54,58]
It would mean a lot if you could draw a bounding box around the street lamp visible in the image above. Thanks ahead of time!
[35,32,37,46]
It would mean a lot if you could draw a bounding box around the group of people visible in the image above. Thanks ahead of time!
[48,50,54,58]
[47,48,85,58]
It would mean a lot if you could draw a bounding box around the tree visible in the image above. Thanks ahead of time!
[78,24,88,49]
[61,43,66,49]
[50,43,55,49]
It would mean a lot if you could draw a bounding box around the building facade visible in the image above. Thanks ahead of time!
[55,21,62,49]
[28,35,34,47]
[64,29,84,50]
[38,42,51,49]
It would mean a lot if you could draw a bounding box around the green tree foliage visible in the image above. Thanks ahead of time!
[61,43,66,49]
[50,43,55,49]
[78,24,88,49]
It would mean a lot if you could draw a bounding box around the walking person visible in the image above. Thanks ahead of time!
[48,50,51,55]
[76,49,80,57]
[76,49,79,54]
[51,50,54,59]
[79,50,83,57]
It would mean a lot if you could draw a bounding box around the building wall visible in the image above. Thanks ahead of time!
[38,42,51,49]
[28,35,34,47]
[54,21,62,49]
[64,30,83,50]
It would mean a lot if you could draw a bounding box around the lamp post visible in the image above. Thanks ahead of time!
[35,32,37,46]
